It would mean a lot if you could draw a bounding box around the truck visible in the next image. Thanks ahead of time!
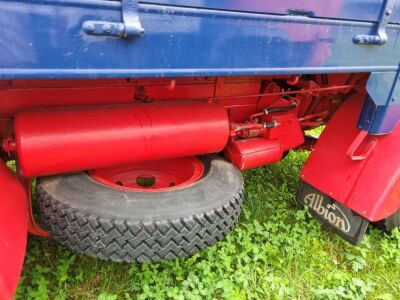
[1,0,400,298]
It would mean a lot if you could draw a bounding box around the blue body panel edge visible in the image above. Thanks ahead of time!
[1,0,400,133]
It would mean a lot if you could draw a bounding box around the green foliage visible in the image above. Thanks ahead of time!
[16,149,400,299]
[98,293,118,300]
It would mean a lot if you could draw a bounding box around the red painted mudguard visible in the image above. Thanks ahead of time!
[301,96,400,222]
[0,161,28,299]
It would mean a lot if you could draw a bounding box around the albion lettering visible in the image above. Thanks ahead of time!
[303,193,351,233]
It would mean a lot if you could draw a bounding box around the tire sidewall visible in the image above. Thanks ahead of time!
[38,155,243,221]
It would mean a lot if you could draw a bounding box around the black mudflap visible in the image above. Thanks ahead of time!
[297,181,369,245]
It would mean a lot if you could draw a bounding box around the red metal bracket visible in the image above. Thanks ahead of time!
[17,166,49,237]
[346,130,377,161]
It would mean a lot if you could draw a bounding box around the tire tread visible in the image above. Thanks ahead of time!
[37,183,243,262]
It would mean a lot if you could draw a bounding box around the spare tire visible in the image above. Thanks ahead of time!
[37,155,244,262]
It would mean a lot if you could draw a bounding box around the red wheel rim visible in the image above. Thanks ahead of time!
[89,157,204,192]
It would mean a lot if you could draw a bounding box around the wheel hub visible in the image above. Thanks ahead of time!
[89,157,204,192]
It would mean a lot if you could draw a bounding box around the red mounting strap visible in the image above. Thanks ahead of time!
[17,167,49,237]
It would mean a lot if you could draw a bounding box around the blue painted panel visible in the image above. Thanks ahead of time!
[146,0,400,24]
[1,0,400,79]
[358,96,400,134]
[365,72,400,106]
[359,71,400,134]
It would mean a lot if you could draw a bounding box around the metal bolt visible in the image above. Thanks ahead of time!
[385,9,392,16]
[392,97,397,102]
[102,24,112,33]
[86,23,96,33]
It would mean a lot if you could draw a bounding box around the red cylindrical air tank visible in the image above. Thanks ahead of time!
[14,102,229,176]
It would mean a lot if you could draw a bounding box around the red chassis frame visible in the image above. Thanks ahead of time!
[0,74,360,169]
[1,73,399,298]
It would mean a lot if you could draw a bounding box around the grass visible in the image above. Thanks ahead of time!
[15,146,400,299]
